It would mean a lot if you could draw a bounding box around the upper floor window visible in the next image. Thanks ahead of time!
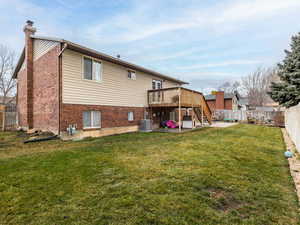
[128,70,136,80]
[83,57,102,81]
[152,80,162,89]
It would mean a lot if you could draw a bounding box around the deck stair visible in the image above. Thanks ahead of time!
[194,107,212,125]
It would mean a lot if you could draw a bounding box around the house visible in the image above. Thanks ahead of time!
[205,91,240,112]
[238,97,249,111]
[13,21,211,139]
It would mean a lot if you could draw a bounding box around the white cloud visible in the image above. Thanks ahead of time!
[84,0,300,44]
[175,60,261,70]
[214,0,300,24]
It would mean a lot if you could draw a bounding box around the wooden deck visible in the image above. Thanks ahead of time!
[147,87,212,124]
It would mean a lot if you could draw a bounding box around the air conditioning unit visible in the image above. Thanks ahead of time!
[139,119,152,132]
[182,115,193,129]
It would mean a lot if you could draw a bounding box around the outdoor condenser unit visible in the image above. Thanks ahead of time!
[139,119,152,132]
[182,115,193,129]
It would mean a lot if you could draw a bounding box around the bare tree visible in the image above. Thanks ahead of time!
[0,45,16,104]
[242,67,278,106]
[218,81,241,93]
[218,81,231,92]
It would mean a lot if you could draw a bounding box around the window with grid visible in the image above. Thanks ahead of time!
[83,57,102,81]
[83,111,101,128]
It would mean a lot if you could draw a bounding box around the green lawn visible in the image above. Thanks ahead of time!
[0,125,298,225]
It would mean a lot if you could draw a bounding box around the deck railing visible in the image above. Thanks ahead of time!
[148,87,204,107]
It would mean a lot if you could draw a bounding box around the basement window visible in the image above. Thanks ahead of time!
[83,111,101,128]
[83,57,102,81]
[128,112,134,121]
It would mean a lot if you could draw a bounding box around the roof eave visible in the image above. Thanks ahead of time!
[31,35,64,43]
[12,48,25,79]
[64,41,188,85]
[13,35,188,85]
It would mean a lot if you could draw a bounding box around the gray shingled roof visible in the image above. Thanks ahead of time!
[205,93,235,100]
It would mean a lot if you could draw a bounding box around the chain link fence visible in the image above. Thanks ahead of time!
[0,104,17,131]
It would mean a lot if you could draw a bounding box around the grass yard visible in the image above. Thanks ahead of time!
[0,124,299,225]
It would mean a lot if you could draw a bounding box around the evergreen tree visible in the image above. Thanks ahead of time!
[269,33,300,108]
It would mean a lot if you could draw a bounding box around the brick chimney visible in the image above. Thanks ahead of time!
[215,91,225,110]
[24,20,36,129]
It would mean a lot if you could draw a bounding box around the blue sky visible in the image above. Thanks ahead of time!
[1,0,300,93]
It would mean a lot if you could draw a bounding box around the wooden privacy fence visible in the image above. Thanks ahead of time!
[0,104,17,131]
[214,110,285,127]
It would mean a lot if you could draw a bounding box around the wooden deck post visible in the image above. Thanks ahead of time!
[201,104,204,125]
[191,90,194,129]
[178,87,181,132]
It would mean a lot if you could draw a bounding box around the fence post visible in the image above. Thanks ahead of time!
[1,105,5,132]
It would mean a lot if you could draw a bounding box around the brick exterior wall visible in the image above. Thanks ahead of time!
[17,42,60,133]
[60,104,145,131]
[17,69,28,127]
[215,91,225,110]
[32,45,60,133]
[206,98,233,111]
[224,99,233,110]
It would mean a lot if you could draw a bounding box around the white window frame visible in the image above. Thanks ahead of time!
[152,79,162,89]
[128,111,134,121]
[82,56,103,82]
[128,70,136,80]
[83,111,101,129]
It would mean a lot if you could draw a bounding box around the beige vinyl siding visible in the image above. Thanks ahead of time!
[62,49,179,107]
[33,39,59,61]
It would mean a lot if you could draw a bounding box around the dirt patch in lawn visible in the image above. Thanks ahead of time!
[207,188,243,213]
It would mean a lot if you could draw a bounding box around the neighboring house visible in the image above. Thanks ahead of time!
[245,96,283,111]
[205,91,240,112]
[251,104,283,112]
[238,97,249,111]
[13,21,211,138]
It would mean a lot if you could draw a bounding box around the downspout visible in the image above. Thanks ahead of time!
[58,43,68,57]
[58,43,67,136]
